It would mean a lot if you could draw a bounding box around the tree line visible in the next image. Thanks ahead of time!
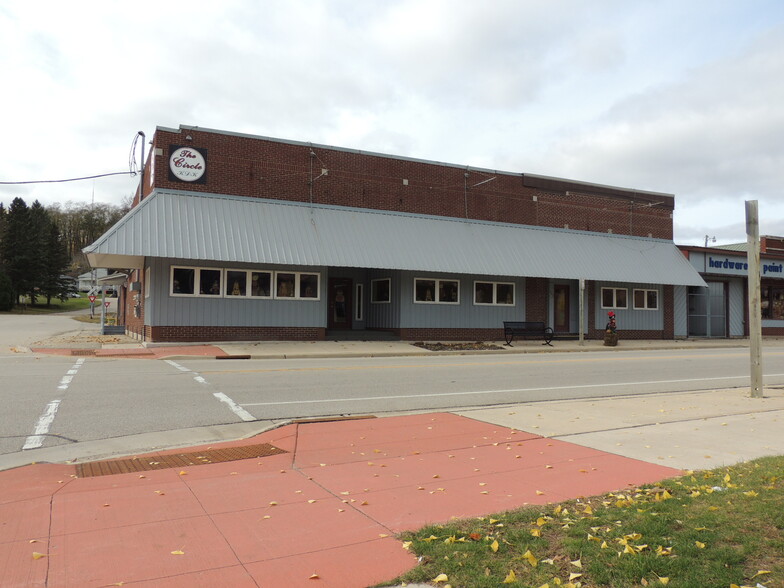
[0,198,129,310]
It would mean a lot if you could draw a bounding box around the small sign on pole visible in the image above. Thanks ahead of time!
[88,295,96,303]
[104,301,110,308]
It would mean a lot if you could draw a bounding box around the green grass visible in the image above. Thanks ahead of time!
[385,456,784,588]
[4,295,92,314]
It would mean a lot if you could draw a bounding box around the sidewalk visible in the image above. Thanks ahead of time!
[3,336,784,587]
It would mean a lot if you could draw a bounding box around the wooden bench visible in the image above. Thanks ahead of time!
[503,321,554,346]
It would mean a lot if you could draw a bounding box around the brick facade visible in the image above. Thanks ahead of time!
[121,125,681,343]
[140,127,674,240]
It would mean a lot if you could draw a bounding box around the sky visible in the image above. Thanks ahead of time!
[1,0,783,246]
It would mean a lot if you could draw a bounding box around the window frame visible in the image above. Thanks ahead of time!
[170,265,224,297]
[169,266,316,300]
[413,277,461,305]
[274,271,320,301]
[473,280,515,306]
[371,278,391,304]
[601,287,628,309]
[355,283,364,321]
[633,288,659,310]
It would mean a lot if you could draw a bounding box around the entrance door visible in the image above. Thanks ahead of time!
[688,282,727,337]
[553,285,570,332]
[328,278,352,330]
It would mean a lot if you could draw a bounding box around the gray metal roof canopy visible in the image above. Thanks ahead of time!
[84,189,706,287]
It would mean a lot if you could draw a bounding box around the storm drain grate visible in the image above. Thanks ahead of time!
[70,349,96,356]
[75,442,287,477]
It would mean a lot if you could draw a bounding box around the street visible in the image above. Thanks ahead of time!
[2,346,783,457]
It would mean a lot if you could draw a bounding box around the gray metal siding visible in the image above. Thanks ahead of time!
[366,270,401,329]
[147,258,326,327]
[594,282,664,331]
[673,285,688,337]
[398,271,526,328]
[87,190,706,287]
[728,278,745,336]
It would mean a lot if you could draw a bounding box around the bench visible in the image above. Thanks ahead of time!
[503,321,554,347]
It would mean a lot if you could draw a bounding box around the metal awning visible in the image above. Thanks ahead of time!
[85,190,706,286]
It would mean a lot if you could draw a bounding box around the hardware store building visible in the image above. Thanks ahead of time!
[85,125,705,342]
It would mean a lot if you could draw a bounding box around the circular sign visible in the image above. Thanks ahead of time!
[169,147,206,182]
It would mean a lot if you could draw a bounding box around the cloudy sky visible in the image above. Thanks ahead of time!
[1,0,782,245]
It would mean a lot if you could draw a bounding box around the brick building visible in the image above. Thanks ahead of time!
[85,125,705,342]
[678,236,784,338]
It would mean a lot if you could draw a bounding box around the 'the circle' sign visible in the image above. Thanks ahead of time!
[169,146,206,182]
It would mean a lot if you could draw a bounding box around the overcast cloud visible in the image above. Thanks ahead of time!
[1,0,782,245]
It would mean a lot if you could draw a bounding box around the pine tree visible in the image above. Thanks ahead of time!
[41,217,74,304]
[1,198,36,304]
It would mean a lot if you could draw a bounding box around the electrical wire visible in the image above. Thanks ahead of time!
[0,171,136,185]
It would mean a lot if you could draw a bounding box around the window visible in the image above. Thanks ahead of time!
[633,289,658,310]
[414,278,460,304]
[601,287,628,309]
[371,278,391,303]
[169,266,311,299]
[250,271,272,297]
[275,271,320,300]
[226,270,247,296]
[355,283,364,321]
[199,269,222,296]
[474,281,515,305]
[762,285,784,319]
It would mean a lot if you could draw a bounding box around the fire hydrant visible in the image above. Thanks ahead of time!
[604,311,618,346]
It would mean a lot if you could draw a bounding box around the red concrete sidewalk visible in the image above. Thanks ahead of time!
[1,413,682,588]
[29,345,229,359]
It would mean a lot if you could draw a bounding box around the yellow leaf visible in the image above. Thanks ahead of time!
[269,501,278,506]
[32,552,47,560]
[502,570,517,583]
[178,470,187,476]
[490,540,499,552]
[751,570,771,579]
[309,572,319,579]
[432,573,449,583]
[724,473,731,483]
[695,541,705,549]
[170,550,185,555]
[530,528,541,537]
[570,559,582,568]
[536,490,545,495]
[537,517,547,526]
[569,572,582,580]
[600,540,609,549]
[659,577,670,585]
[402,541,412,550]
[583,505,593,515]
[743,490,759,497]
[523,549,537,567]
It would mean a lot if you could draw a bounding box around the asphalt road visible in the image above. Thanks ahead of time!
[2,347,783,457]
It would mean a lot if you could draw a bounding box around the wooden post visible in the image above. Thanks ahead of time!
[746,200,763,398]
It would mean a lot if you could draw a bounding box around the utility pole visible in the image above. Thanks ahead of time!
[578,278,585,346]
[745,200,763,398]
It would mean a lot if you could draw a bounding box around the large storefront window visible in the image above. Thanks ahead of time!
[762,285,784,319]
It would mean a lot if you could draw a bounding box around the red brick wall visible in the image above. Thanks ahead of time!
[146,326,326,342]
[145,127,674,239]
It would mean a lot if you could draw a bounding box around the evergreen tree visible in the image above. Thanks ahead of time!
[0,198,36,304]
[40,217,74,304]
[0,268,13,311]
[27,201,50,304]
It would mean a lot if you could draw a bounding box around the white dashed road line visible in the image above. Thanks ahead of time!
[23,357,86,450]
[165,360,256,422]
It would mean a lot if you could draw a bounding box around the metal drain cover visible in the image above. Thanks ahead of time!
[75,442,287,477]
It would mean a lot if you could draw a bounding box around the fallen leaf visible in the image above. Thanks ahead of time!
[502,570,517,583]
[32,552,47,560]
[695,541,706,549]
[309,572,319,579]
[523,549,537,567]
[170,550,185,555]
[432,573,449,583]
[490,539,499,552]
[178,471,187,476]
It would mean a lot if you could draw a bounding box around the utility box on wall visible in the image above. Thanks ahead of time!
[129,282,142,291]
